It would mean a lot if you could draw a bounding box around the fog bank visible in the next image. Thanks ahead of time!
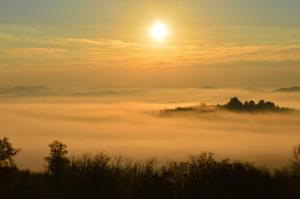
[0,88,299,170]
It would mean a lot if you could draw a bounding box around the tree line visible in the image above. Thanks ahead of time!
[219,97,293,112]
[0,137,300,199]
[161,97,294,115]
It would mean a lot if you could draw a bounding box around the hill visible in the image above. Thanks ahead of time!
[274,86,300,92]
[162,97,294,114]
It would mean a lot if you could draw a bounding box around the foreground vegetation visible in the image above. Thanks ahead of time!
[1,138,300,199]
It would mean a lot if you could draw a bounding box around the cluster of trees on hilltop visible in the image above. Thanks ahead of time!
[0,137,300,199]
[161,97,294,115]
[219,97,293,113]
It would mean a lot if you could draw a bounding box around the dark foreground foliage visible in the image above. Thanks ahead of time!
[0,139,300,199]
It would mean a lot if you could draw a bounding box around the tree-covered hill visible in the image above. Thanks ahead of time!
[161,97,294,114]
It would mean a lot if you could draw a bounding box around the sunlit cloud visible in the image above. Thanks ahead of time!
[3,36,300,69]
[0,33,15,40]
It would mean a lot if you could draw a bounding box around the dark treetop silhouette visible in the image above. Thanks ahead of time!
[0,137,20,167]
[0,137,300,198]
[162,97,294,115]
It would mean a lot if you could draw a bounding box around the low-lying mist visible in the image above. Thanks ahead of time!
[0,88,299,170]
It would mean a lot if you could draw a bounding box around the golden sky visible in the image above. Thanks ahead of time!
[0,0,300,88]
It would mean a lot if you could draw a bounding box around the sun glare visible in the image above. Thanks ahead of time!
[150,21,169,41]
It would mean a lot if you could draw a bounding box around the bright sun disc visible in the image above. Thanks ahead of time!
[150,21,169,41]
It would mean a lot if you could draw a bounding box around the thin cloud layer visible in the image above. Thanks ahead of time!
[1,34,300,69]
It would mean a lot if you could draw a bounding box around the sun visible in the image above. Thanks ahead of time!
[149,21,169,41]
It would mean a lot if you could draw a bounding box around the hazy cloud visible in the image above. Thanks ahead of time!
[1,88,299,170]
[1,35,300,69]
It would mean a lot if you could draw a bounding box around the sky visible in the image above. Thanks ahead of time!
[0,0,300,88]
[0,1,300,170]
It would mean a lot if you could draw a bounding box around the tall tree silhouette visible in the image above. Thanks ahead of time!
[45,140,70,178]
[290,144,300,176]
[0,137,20,167]
[223,97,243,111]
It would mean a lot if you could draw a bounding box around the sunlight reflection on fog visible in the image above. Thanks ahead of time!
[0,88,299,170]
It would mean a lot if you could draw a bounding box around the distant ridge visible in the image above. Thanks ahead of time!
[198,86,217,89]
[0,86,48,96]
[274,86,300,92]
[0,86,147,97]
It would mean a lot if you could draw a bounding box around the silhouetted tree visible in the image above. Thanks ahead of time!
[45,140,70,178]
[0,137,20,167]
[221,97,292,113]
[257,100,265,109]
[290,144,300,176]
[163,97,293,115]
[224,97,243,111]
[1,140,300,198]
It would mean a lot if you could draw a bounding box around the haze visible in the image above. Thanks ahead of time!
[0,88,298,170]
